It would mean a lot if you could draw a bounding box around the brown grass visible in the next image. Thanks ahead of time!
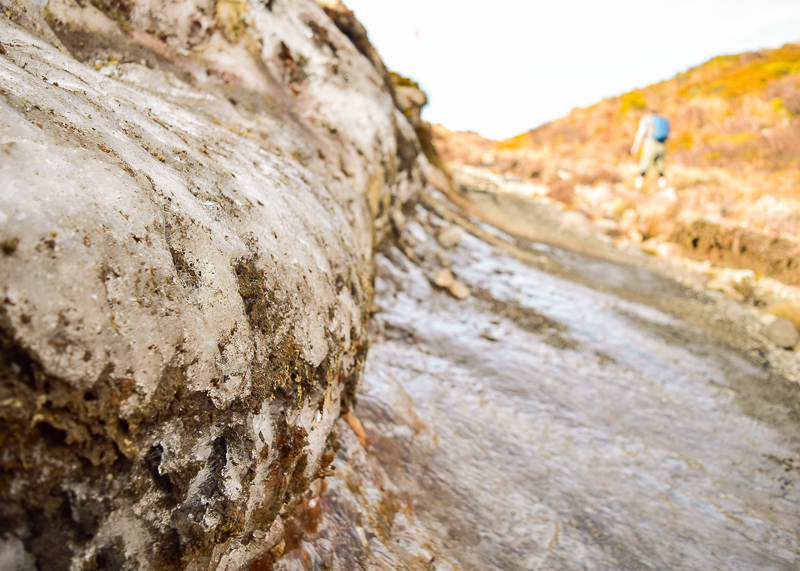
[768,302,800,330]
[573,165,622,185]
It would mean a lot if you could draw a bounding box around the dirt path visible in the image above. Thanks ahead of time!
[436,179,800,403]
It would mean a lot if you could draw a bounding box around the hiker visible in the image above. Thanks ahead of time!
[630,110,670,190]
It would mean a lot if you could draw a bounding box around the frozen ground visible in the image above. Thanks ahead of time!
[276,202,800,570]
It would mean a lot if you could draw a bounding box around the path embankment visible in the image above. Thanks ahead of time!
[0,1,425,567]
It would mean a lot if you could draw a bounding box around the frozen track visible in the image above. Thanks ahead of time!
[276,214,800,571]
[357,223,800,570]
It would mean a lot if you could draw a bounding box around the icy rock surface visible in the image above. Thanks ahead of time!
[0,0,423,568]
[268,418,461,571]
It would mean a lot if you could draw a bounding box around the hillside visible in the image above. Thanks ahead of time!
[433,43,800,285]
[511,42,800,172]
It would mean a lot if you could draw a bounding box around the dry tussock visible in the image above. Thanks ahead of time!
[769,302,800,330]
[573,165,622,185]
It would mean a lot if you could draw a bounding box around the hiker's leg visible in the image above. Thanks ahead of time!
[654,144,667,188]
[639,141,660,175]
[654,146,666,178]
[636,142,656,190]
[638,150,652,177]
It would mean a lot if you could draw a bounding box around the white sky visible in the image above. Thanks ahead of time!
[343,0,800,140]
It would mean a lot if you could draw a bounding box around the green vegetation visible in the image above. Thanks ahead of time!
[390,71,420,89]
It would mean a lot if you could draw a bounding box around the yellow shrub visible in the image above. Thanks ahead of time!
[497,133,532,151]
[700,132,758,146]
[675,132,694,150]
[620,92,647,113]
[770,97,791,117]
[764,61,800,76]
[728,132,759,145]
[678,45,800,99]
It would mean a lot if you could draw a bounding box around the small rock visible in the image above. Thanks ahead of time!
[760,313,777,326]
[767,302,800,331]
[655,242,682,260]
[640,239,660,256]
[0,537,35,571]
[394,84,428,109]
[705,278,744,301]
[480,329,499,341]
[449,280,471,300]
[434,268,454,288]
[764,317,800,349]
[438,225,465,249]
[627,229,643,243]
[370,303,383,314]
[435,249,453,268]
[561,210,589,229]
[593,218,619,234]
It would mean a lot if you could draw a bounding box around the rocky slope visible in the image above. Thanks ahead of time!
[0,0,427,568]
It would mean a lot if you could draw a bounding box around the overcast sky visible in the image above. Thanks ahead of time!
[343,0,800,139]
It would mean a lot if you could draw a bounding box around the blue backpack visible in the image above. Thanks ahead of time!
[652,115,670,142]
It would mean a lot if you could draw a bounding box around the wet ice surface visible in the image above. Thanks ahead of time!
[356,225,800,570]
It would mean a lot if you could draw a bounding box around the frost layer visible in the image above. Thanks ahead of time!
[0,0,423,568]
